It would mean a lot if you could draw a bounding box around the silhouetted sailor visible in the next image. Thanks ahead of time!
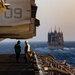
[14,41,21,63]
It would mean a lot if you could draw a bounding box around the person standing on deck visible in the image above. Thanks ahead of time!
[24,40,30,63]
[14,41,21,63]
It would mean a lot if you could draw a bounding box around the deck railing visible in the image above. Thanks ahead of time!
[34,52,75,75]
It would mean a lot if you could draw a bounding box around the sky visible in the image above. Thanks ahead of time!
[2,0,75,42]
[28,0,75,42]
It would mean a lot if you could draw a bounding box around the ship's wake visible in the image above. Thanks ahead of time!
[33,47,75,66]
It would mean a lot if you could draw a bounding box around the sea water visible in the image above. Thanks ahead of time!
[0,41,75,66]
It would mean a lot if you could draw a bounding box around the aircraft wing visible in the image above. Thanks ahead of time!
[0,6,7,14]
[0,0,10,14]
[0,0,40,40]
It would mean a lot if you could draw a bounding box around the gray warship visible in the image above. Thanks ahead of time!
[48,27,64,50]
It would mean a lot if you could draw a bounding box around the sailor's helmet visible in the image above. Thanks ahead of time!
[25,40,28,44]
[17,40,20,44]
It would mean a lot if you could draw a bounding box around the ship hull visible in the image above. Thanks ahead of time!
[48,45,63,50]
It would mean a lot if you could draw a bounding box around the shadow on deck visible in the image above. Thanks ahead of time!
[0,54,39,75]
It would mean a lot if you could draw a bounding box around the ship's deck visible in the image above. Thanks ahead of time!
[0,54,39,75]
[0,53,75,75]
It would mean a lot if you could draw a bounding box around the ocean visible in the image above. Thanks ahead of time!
[0,41,75,66]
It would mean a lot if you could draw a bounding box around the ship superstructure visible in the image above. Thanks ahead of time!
[48,27,64,50]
